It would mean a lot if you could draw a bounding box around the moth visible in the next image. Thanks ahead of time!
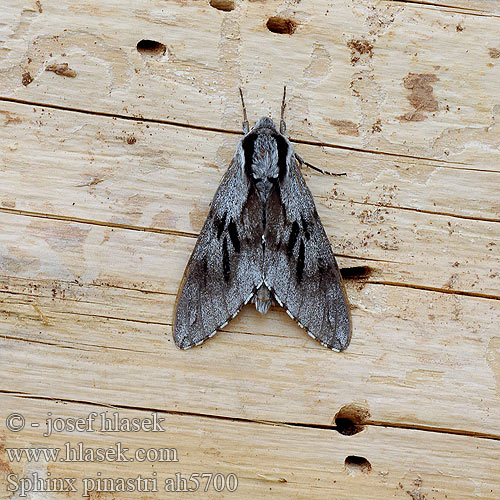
[173,88,351,351]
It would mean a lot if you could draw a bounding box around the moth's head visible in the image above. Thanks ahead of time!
[251,116,278,133]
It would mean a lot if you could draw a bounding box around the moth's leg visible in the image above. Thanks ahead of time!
[280,85,287,135]
[238,88,249,134]
[295,153,346,176]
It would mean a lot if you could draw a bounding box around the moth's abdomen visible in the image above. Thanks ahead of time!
[252,285,273,314]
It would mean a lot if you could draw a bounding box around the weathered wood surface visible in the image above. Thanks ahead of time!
[1,393,499,499]
[3,0,500,161]
[0,0,499,498]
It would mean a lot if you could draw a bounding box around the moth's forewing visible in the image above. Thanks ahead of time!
[173,152,264,349]
[263,142,352,351]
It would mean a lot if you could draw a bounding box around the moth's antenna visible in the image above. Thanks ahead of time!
[238,88,249,134]
[295,153,346,177]
[280,85,287,135]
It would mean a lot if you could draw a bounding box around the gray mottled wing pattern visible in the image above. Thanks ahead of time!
[173,154,264,349]
[264,157,351,351]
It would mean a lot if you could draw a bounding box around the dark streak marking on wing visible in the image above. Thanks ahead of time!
[297,239,305,282]
[222,236,230,282]
[227,220,241,253]
[216,212,227,240]
[287,220,300,258]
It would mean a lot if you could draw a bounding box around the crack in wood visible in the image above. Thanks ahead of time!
[346,199,500,223]
[0,333,157,354]
[0,95,488,170]
[370,280,500,300]
[1,390,499,441]
[0,207,197,238]
[1,276,498,305]
[386,0,500,18]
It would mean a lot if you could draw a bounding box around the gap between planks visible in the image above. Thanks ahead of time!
[2,95,493,172]
[1,272,499,305]
[2,189,499,229]
[1,390,500,442]
[386,0,500,18]
[1,241,499,301]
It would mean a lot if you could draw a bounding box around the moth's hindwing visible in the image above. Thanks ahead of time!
[173,155,264,349]
[264,155,352,351]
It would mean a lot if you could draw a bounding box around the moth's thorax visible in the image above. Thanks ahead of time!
[251,133,279,178]
[247,117,285,202]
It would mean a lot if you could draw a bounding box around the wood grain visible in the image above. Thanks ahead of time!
[0,210,499,435]
[2,0,500,160]
[0,102,498,298]
[1,393,499,500]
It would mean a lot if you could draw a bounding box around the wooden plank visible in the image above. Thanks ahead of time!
[1,0,500,164]
[0,102,498,298]
[1,100,498,218]
[0,212,498,435]
[1,394,499,500]
[390,0,500,16]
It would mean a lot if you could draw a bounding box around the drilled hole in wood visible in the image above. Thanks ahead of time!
[340,265,372,280]
[334,402,370,436]
[344,455,372,475]
[266,16,297,35]
[136,40,166,57]
[209,0,235,11]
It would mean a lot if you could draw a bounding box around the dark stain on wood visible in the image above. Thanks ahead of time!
[488,48,500,59]
[329,119,360,136]
[22,71,33,86]
[347,39,373,65]
[399,73,439,122]
[46,63,77,78]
